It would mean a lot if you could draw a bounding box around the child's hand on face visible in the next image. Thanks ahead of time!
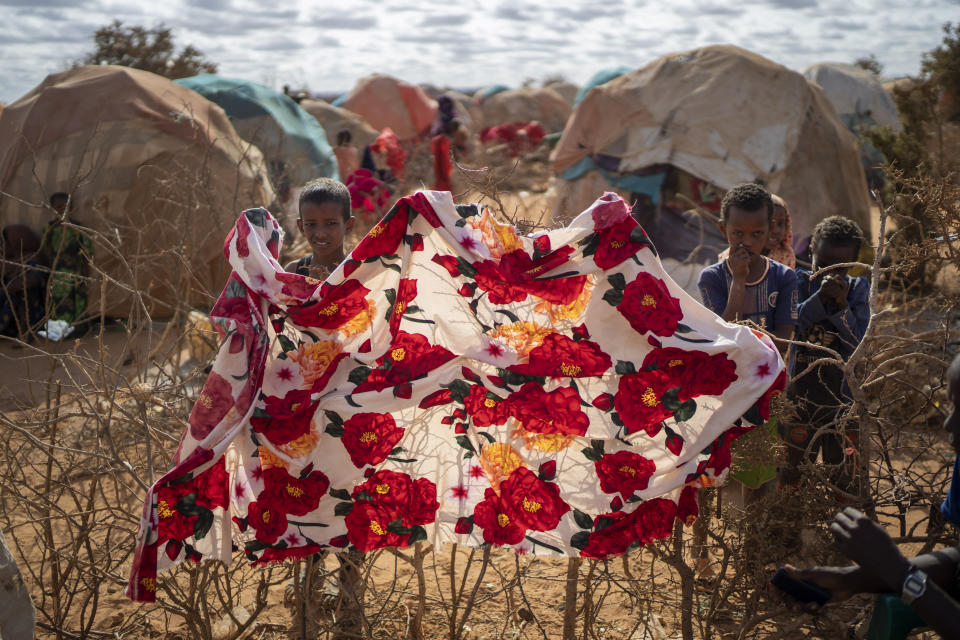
[818,273,849,308]
[728,245,751,282]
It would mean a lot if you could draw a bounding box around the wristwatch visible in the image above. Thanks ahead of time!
[900,568,928,605]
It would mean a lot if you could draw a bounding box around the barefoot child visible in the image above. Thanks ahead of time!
[284,178,355,280]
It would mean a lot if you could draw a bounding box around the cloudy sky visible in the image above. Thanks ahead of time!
[0,0,956,104]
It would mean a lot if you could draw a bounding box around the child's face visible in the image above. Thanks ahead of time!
[811,241,857,279]
[297,201,353,264]
[719,206,769,257]
[945,360,960,454]
[767,205,787,250]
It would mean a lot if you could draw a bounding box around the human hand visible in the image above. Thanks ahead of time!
[781,565,857,608]
[727,245,751,282]
[818,274,848,308]
[829,507,911,591]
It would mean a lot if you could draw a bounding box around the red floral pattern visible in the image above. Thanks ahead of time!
[341,412,405,468]
[507,383,589,436]
[128,193,785,603]
[617,273,683,337]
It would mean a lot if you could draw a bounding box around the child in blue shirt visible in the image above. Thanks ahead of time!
[698,183,798,341]
[781,216,870,490]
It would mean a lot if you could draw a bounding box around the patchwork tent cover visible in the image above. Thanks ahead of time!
[0,65,274,318]
[176,75,339,186]
[127,190,784,602]
[551,45,872,241]
[478,87,571,133]
[299,99,380,150]
[343,75,437,141]
[803,62,901,131]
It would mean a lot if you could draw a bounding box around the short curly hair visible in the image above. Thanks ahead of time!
[299,178,350,221]
[720,182,773,221]
[811,215,864,255]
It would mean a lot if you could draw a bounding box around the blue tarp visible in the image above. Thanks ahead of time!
[573,67,631,106]
[478,84,510,100]
[560,156,665,206]
[176,75,339,185]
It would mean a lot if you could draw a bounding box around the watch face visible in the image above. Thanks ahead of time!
[904,575,923,593]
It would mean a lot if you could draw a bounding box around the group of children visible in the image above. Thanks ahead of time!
[698,182,869,492]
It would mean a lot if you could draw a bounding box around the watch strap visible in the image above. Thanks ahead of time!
[900,568,928,605]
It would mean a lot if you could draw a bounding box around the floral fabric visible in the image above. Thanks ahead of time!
[127,191,785,602]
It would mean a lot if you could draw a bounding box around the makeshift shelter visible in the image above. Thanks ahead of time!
[477,87,571,133]
[342,74,437,141]
[546,81,580,108]
[299,99,380,150]
[550,45,871,278]
[573,67,630,106]
[176,75,339,190]
[804,63,901,131]
[0,65,275,318]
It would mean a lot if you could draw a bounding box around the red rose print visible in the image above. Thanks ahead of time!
[595,451,657,498]
[473,488,527,546]
[389,278,418,337]
[677,485,699,526]
[155,484,198,544]
[500,467,570,532]
[250,389,316,446]
[507,382,589,436]
[614,370,673,436]
[345,502,408,552]
[591,393,615,412]
[593,216,649,269]
[508,333,612,378]
[407,477,440,525]
[473,248,586,306]
[590,193,631,229]
[247,500,288,544]
[630,498,677,545]
[195,459,230,510]
[642,347,737,400]
[616,273,682,337]
[252,544,326,566]
[286,279,371,330]
[189,372,234,440]
[454,517,473,534]
[261,467,330,516]
[352,469,412,511]
[355,331,455,393]
[341,412,405,468]
[579,510,633,559]
[463,384,510,427]
[419,389,453,408]
[351,206,409,261]
[275,271,322,299]
[408,192,444,228]
[432,253,461,278]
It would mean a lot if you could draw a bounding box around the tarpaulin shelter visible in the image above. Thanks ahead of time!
[804,63,901,131]
[477,87,571,133]
[573,67,630,107]
[550,46,871,256]
[0,65,275,318]
[299,99,380,150]
[342,75,437,141]
[546,81,580,108]
[176,75,339,191]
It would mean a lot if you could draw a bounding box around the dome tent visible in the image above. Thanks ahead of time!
[551,46,871,247]
[342,74,437,141]
[176,74,339,189]
[477,86,571,133]
[299,99,380,150]
[0,65,274,318]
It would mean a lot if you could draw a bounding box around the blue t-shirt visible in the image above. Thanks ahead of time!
[698,257,799,331]
[943,457,960,528]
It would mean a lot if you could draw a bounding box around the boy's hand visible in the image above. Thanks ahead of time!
[727,245,751,282]
[818,274,848,308]
[829,507,911,591]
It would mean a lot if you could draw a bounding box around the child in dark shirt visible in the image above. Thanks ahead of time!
[781,216,869,489]
[698,183,798,342]
[283,178,354,280]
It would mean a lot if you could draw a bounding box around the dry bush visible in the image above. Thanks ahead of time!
[0,143,957,640]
